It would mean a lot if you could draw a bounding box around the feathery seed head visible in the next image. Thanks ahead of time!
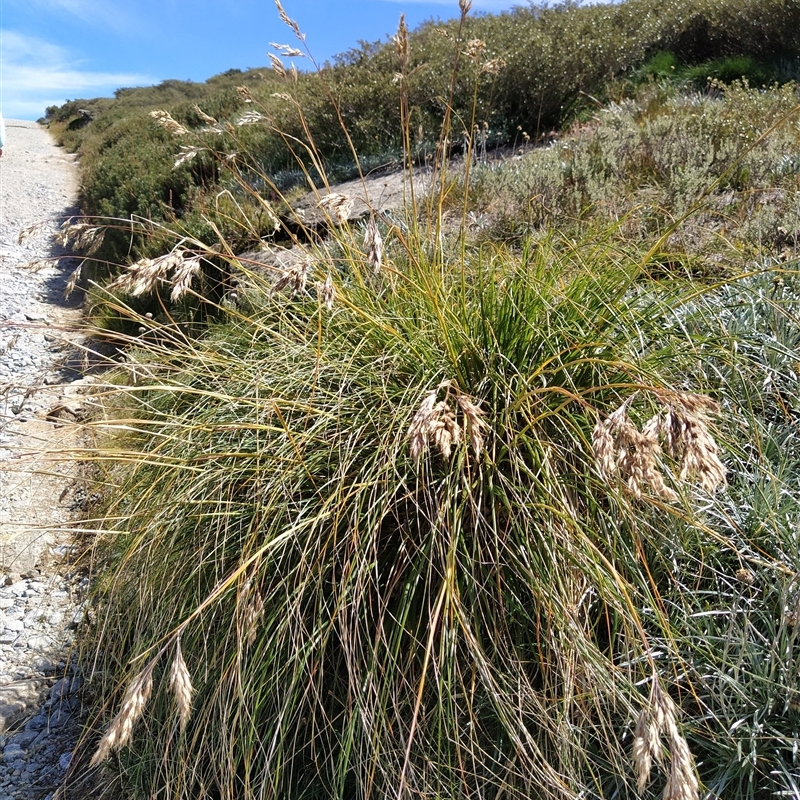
[17,220,49,244]
[174,145,204,168]
[465,39,486,59]
[192,105,217,125]
[735,567,755,585]
[481,57,507,75]
[394,14,409,70]
[149,110,189,136]
[237,111,266,126]
[64,263,83,300]
[318,193,354,226]
[106,250,201,302]
[407,381,489,463]
[169,639,194,729]
[270,42,305,57]
[456,393,489,459]
[56,219,105,254]
[459,0,473,16]
[318,271,336,311]
[274,0,305,40]
[237,85,254,103]
[632,680,698,800]
[170,255,203,302]
[594,391,725,500]
[268,52,287,79]
[632,710,654,793]
[272,258,311,297]
[91,665,154,765]
[363,216,384,272]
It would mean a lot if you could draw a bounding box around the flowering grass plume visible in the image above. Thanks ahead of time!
[272,257,311,297]
[317,271,336,310]
[106,249,203,301]
[55,218,105,255]
[64,263,83,299]
[91,665,154,765]
[317,193,354,226]
[592,396,678,500]
[407,379,488,462]
[363,215,384,272]
[632,679,699,800]
[149,110,190,136]
[656,392,727,492]
[169,640,194,730]
[593,391,725,499]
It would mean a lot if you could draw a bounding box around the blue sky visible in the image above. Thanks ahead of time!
[1,0,524,120]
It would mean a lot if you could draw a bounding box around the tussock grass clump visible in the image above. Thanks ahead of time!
[82,222,743,799]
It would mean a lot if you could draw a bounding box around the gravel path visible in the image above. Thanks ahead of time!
[0,120,96,800]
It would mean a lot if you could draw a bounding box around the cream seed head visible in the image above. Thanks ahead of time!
[632,680,698,800]
[317,193,354,226]
[91,665,154,765]
[593,391,725,500]
[363,216,384,272]
[407,380,488,463]
[149,110,189,136]
[169,639,194,729]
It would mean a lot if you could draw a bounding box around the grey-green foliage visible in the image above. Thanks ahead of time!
[472,80,800,254]
[646,268,800,797]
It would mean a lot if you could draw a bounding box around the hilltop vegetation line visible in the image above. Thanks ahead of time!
[48,0,800,269]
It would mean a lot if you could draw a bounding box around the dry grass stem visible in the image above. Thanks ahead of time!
[363,216,384,272]
[91,665,154,765]
[317,193,354,225]
[149,110,189,136]
[407,380,488,463]
[169,639,194,729]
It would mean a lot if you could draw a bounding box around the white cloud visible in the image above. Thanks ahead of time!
[0,30,154,120]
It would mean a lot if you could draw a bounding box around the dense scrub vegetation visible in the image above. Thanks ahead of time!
[62,1,800,799]
[50,0,800,268]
